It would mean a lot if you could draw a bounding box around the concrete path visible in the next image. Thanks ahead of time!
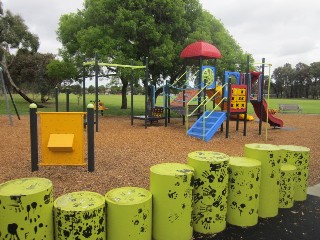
[308,183,320,197]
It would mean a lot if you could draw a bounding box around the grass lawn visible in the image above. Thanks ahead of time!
[0,93,319,116]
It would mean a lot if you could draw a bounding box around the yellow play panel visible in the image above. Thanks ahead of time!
[39,112,86,166]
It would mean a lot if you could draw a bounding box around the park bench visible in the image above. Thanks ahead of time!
[279,104,302,113]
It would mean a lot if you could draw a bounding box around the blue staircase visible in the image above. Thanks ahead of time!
[187,111,227,142]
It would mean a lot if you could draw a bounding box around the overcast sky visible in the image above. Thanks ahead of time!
[3,0,320,71]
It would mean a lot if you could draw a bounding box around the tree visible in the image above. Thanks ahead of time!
[8,50,58,102]
[310,62,320,99]
[57,0,250,109]
[0,3,43,106]
[295,63,311,98]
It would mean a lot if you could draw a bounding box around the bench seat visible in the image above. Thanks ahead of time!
[279,104,302,113]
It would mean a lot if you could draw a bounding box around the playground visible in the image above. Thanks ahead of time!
[1,41,319,239]
[0,112,320,239]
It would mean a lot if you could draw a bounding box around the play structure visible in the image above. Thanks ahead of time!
[0,144,310,239]
[162,41,284,142]
[82,55,147,132]
[80,41,283,142]
[29,103,95,172]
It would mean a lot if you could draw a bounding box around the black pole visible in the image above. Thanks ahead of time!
[244,55,250,137]
[165,82,168,127]
[95,53,99,132]
[55,86,59,112]
[66,88,70,112]
[226,77,231,138]
[83,66,86,112]
[259,58,265,135]
[87,104,95,172]
[145,57,149,129]
[167,80,171,123]
[130,63,134,126]
[30,104,38,171]
[198,58,203,118]
[182,89,185,125]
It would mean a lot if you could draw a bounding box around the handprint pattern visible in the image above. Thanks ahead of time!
[188,151,229,234]
[279,147,310,201]
[226,157,261,227]
[0,178,54,240]
[279,164,296,208]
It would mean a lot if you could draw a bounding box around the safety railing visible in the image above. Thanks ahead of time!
[185,82,228,137]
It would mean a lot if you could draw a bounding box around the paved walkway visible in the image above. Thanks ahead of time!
[308,183,320,197]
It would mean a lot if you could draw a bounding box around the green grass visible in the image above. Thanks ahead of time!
[0,93,319,116]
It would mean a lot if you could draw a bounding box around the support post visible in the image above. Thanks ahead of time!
[87,104,95,172]
[259,58,265,135]
[82,66,86,112]
[145,57,149,129]
[226,77,231,138]
[66,88,70,112]
[30,103,39,172]
[55,86,59,112]
[130,63,134,126]
[95,53,99,132]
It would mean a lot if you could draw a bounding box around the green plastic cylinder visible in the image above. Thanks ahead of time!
[150,163,194,240]
[54,191,106,240]
[0,177,54,240]
[227,157,261,227]
[187,151,230,234]
[244,143,282,218]
[279,164,296,208]
[279,145,310,201]
[105,187,152,240]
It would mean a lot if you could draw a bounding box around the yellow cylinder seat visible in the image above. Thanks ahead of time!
[150,163,194,240]
[0,178,54,239]
[226,157,261,227]
[105,187,152,240]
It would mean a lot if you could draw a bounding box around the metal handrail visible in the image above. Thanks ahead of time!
[186,82,228,135]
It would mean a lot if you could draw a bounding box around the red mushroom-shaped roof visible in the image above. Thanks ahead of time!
[180,40,222,59]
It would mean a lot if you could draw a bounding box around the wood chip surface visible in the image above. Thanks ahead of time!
[0,113,319,198]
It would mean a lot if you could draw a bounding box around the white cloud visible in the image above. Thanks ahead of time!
[2,0,319,70]
[200,0,320,69]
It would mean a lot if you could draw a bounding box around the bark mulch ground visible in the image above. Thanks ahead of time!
[0,113,319,239]
[0,113,319,197]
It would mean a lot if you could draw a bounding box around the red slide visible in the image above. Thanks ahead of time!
[251,99,284,128]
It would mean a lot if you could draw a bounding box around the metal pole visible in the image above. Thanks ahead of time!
[165,82,168,127]
[226,77,231,138]
[259,58,265,135]
[30,103,38,171]
[66,88,70,112]
[87,104,95,172]
[55,86,59,112]
[95,53,99,132]
[83,66,86,112]
[130,64,134,126]
[145,57,149,129]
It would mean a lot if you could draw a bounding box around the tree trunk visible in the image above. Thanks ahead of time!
[121,78,128,109]
[1,56,44,108]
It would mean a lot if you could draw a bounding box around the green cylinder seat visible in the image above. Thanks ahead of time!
[279,164,297,208]
[0,177,54,240]
[187,151,230,234]
[279,145,310,201]
[54,191,106,240]
[227,157,261,227]
[244,143,282,218]
[105,187,152,240]
[150,163,194,240]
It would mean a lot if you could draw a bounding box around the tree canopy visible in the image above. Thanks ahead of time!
[57,0,252,108]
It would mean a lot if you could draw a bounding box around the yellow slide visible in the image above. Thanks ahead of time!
[206,86,254,121]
